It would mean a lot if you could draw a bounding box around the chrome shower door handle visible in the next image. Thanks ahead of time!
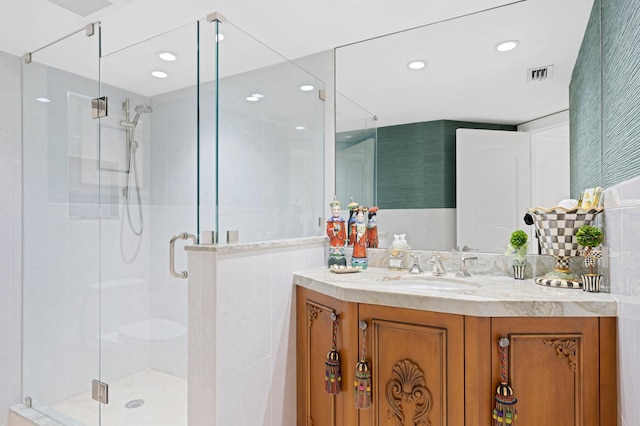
[170,232,197,279]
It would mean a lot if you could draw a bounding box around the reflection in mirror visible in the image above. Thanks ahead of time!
[335,0,594,251]
[335,92,377,209]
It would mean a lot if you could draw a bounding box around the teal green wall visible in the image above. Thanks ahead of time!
[571,0,640,195]
[376,120,516,209]
[570,0,601,197]
[601,0,640,187]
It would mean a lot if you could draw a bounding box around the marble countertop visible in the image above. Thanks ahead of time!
[293,267,617,317]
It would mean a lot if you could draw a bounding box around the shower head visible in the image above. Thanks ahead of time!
[131,105,153,127]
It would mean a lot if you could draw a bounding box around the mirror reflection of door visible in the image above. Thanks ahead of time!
[456,126,570,253]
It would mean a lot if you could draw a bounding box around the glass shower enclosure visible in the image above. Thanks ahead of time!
[21,14,324,426]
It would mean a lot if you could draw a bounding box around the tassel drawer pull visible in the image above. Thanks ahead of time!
[325,311,341,394]
[493,337,518,425]
[354,320,372,409]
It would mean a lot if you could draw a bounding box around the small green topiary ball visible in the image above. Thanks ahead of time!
[510,230,528,248]
[576,225,603,248]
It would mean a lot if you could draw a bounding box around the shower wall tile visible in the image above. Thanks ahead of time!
[0,50,22,426]
[604,176,640,425]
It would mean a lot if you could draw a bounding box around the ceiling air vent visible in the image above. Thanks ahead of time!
[527,65,554,82]
[46,0,131,17]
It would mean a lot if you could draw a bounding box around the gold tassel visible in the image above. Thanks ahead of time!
[493,382,517,425]
[354,360,372,409]
[354,320,372,409]
[325,349,341,394]
[325,313,341,394]
[493,337,517,425]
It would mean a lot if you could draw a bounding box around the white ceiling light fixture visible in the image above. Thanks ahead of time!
[216,34,225,42]
[299,84,314,91]
[36,97,51,103]
[495,40,520,52]
[246,92,264,102]
[407,60,426,70]
[295,126,305,130]
[151,70,168,79]
[156,51,177,61]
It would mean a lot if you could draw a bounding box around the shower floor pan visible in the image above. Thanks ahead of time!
[51,369,186,425]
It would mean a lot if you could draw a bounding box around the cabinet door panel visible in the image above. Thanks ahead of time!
[492,317,600,426]
[359,304,464,426]
[296,287,358,426]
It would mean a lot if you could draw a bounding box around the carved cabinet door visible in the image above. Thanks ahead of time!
[358,304,465,426]
[296,287,359,426]
[491,317,605,426]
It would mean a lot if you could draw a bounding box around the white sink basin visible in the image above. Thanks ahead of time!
[368,275,480,291]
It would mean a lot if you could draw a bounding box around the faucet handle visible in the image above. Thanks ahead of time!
[456,256,478,277]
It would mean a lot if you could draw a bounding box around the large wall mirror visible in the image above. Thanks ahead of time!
[335,0,597,251]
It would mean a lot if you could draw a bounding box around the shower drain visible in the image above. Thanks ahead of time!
[125,399,145,409]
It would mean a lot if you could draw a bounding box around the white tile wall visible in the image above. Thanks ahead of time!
[0,50,22,426]
[603,178,640,425]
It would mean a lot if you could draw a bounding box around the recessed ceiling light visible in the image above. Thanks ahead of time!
[152,70,168,79]
[251,93,264,99]
[156,51,177,61]
[407,60,426,70]
[246,96,260,102]
[36,97,51,103]
[216,34,225,42]
[495,40,520,52]
[295,126,305,130]
[299,84,314,91]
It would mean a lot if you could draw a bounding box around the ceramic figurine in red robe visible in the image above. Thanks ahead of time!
[350,206,368,269]
[326,197,347,267]
[366,207,379,248]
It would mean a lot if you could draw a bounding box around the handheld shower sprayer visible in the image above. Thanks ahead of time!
[120,98,153,236]
[131,104,153,128]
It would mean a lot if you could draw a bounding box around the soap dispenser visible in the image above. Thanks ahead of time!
[388,234,409,270]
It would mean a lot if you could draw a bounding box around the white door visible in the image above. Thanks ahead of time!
[456,129,531,252]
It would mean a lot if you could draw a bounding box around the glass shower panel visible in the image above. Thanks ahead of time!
[98,22,197,425]
[335,92,378,208]
[200,17,325,243]
[22,25,102,424]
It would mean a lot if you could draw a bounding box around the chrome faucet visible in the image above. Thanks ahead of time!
[456,256,478,277]
[429,254,446,276]
[408,254,423,274]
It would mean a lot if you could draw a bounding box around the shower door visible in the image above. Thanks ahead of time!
[98,22,198,425]
[21,23,103,424]
[22,21,197,426]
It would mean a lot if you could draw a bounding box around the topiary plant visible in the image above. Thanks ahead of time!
[510,230,528,248]
[576,225,603,274]
[576,225,603,248]
[505,230,529,266]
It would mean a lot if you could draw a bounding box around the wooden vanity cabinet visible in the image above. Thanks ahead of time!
[296,287,617,426]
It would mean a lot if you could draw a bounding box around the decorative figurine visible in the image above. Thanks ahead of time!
[350,206,368,269]
[347,198,359,246]
[366,207,379,248]
[326,196,347,268]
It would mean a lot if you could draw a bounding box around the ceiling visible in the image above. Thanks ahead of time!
[2,0,594,130]
[335,0,594,131]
